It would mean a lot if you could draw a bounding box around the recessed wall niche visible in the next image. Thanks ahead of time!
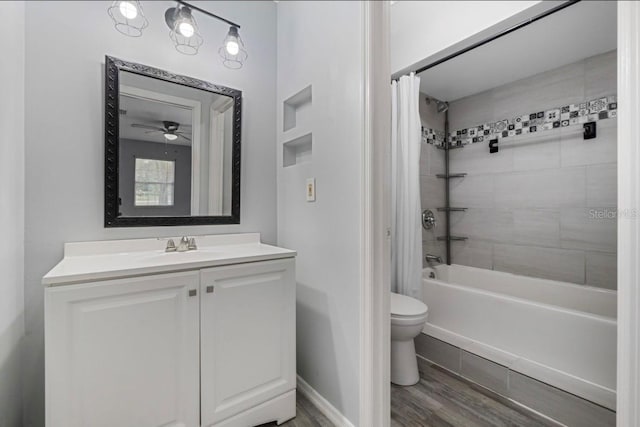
[283,133,312,167]
[282,85,313,167]
[283,85,312,132]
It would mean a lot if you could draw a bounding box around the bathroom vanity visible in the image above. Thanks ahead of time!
[43,233,296,427]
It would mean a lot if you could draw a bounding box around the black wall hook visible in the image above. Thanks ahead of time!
[489,138,499,153]
[584,122,597,140]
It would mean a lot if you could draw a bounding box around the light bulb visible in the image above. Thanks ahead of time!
[119,1,138,19]
[164,133,178,141]
[178,22,194,38]
[225,40,240,56]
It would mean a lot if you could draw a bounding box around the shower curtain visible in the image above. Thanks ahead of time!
[391,73,423,300]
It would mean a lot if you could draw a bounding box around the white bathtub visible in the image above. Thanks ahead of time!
[422,264,617,410]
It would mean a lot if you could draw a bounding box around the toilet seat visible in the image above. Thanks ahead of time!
[391,292,428,317]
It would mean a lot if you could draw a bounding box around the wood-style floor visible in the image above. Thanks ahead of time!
[265,358,560,427]
[391,359,560,427]
[260,392,334,427]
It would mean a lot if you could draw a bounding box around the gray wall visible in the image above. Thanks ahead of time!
[446,50,617,288]
[23,2,277,425]
[0,2,25,426]
[119,139,192,217]
[277,2,364,424]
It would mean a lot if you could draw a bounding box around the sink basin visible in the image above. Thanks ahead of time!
[139,250,221,264]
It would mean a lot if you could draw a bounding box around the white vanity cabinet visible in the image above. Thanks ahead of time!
[200,259,296,426]
[45,271,201,427]
[44,234,296,427]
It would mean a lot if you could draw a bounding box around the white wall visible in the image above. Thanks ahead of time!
[23,2,276,425]
[276,1,364,424]
[0,2,25,426]
[391,1,551,75]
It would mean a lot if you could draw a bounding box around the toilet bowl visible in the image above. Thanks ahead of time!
[390,292,428,386]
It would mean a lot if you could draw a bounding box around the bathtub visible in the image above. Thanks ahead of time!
[422,264,617,410]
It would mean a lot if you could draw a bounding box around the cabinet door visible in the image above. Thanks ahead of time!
[200,258,296,426]
[45,271,200,427]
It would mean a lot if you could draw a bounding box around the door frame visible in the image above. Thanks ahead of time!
[616,2,640,426]
[360,1,391,426]
[119,85,202,215]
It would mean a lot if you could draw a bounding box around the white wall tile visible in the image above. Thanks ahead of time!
[508,371,615,427]
[420,142,446,177]
[561,118,617,167]
[512,208,561,248]
[450,174,494,208]
[450,141,514,175]
[492,60,585,120]
[448,89,495,130]
[448,52,616,288]
[493,244,585,284]
[587,164,617,207]
[494,167,586,209]
[451,208,513,243]
[428,144,446,176]
[420,175,445,209]
[561,208,617,253]
[419,142,431,176]
[586,251,617,290]
[585,50,617,100]
[511,134,561,171]
[461,351,508,396]
[451,240,493,270]
[419,93,445,132]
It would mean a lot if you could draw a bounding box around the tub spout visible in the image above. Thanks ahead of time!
[425,254,443,264]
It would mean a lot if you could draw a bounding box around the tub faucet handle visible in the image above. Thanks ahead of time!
[422,210,436,230]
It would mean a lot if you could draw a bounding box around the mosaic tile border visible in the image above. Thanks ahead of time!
[422,94,617,148]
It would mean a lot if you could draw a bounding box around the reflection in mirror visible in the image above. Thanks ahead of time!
[118,70,234,218]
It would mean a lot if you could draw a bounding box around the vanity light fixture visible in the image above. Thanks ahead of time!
[107,0,148,37]
[165,4,204,55]
[108,1,247,68]
[219,26,248,69]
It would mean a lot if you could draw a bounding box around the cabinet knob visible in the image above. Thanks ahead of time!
[188,289,197,297]
[206,286,214,294]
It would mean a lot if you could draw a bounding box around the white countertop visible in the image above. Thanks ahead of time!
[43,233,296,287]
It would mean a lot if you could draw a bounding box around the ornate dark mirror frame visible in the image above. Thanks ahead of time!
[104,56,241,227]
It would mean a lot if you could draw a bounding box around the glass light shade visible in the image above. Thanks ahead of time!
[164,133,179,141]
[168,7,203,55]
[218,26,248,69]
[107,0,148,37]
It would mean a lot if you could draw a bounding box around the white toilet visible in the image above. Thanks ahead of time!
[390,292,429,386]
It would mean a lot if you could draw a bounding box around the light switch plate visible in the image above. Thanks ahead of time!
[306,178,316,202]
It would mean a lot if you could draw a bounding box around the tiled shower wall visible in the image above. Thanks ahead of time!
[419,96,446,264]
[445,50,617,289]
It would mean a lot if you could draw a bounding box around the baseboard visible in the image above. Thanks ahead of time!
[296,375,355,427]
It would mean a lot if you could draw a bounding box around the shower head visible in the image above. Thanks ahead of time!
[425,96,449,113]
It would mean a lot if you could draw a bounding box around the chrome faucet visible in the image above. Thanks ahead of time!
[425,254,443,264]
[177,236,190,252]
[164,237,197,252]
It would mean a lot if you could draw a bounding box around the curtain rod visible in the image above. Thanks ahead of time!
[402,0,580,78]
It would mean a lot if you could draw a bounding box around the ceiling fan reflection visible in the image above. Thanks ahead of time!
[131,120,192,142]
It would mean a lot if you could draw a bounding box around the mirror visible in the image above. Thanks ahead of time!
[104,56,241,227]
